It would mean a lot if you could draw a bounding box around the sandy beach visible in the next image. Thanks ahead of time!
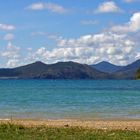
[0,119,140,131]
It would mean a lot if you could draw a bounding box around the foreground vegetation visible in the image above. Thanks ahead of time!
[136,68,140,79]
[0,123,139,140]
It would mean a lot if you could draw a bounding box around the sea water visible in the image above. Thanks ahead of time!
[0,80,140,120]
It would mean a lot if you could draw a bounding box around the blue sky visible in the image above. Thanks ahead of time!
[0,0,140,67]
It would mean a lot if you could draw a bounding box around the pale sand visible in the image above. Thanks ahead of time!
[0,119,140,130]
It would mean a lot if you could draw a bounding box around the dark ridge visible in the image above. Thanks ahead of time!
[0,59,140,80]
[91,61,123,73]
[112,59,140,79]
[0,61,109,79]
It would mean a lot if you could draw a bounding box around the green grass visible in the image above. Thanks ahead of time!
[0,123,139,140]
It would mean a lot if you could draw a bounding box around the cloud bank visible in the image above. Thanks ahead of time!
[0,11,140,67]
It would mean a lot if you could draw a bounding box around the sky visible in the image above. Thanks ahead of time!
[0,0,140,67]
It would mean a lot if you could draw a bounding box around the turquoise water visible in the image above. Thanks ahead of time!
[0,80,140,120]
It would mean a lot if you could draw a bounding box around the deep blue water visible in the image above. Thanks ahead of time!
[0,80,140,120]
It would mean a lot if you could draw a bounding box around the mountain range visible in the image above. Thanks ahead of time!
[0,60,140,80]
[112,59,140,79]
[0,61,108,79]
[92,60,140,79]
[91,61,123,73]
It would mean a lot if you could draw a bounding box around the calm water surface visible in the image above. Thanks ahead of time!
[0,80,140,119]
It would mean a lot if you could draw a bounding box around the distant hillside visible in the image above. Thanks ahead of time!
[112,59,140,79]
[0,61,109,79]
[0,60,140,80]
[91,61,123,73]
[136,68,140,79]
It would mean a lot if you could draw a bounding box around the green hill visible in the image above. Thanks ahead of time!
[0,60,140,80]
[0,61,109,79]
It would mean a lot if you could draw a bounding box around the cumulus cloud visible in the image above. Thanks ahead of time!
[24,30,138,66]
[2,30,139,67]
[6,59,19,68]
[26,12,140,66]
[1,42,20,67]
[111,12,140,33]
[9,11,139,66]
[27,2,67,14]
[1,11,139,67]
[95,1,122,13]
[136,52,140,60]
[0,24,15,31]
[2,42,19,58]
[25,46,97,64]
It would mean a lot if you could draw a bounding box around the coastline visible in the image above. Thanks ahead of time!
[0,119,140,131]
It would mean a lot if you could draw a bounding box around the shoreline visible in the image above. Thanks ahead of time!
[0,119,140,130]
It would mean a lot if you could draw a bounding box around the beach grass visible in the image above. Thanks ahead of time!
[0,123,139,140]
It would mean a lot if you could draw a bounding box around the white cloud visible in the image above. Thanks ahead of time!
[7,59,19,68]
[24,31,138,66]
[0,24,15,31]
[27,3,45,10]
[25,46,97,64]
[1,42,20,67]
[1,11,139,67]
[95,1,122,13]
[111,12,140,33]
[1,29,139,67]
[4,33,15,41]
[27,2,67,14]
[136,52,140,59]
